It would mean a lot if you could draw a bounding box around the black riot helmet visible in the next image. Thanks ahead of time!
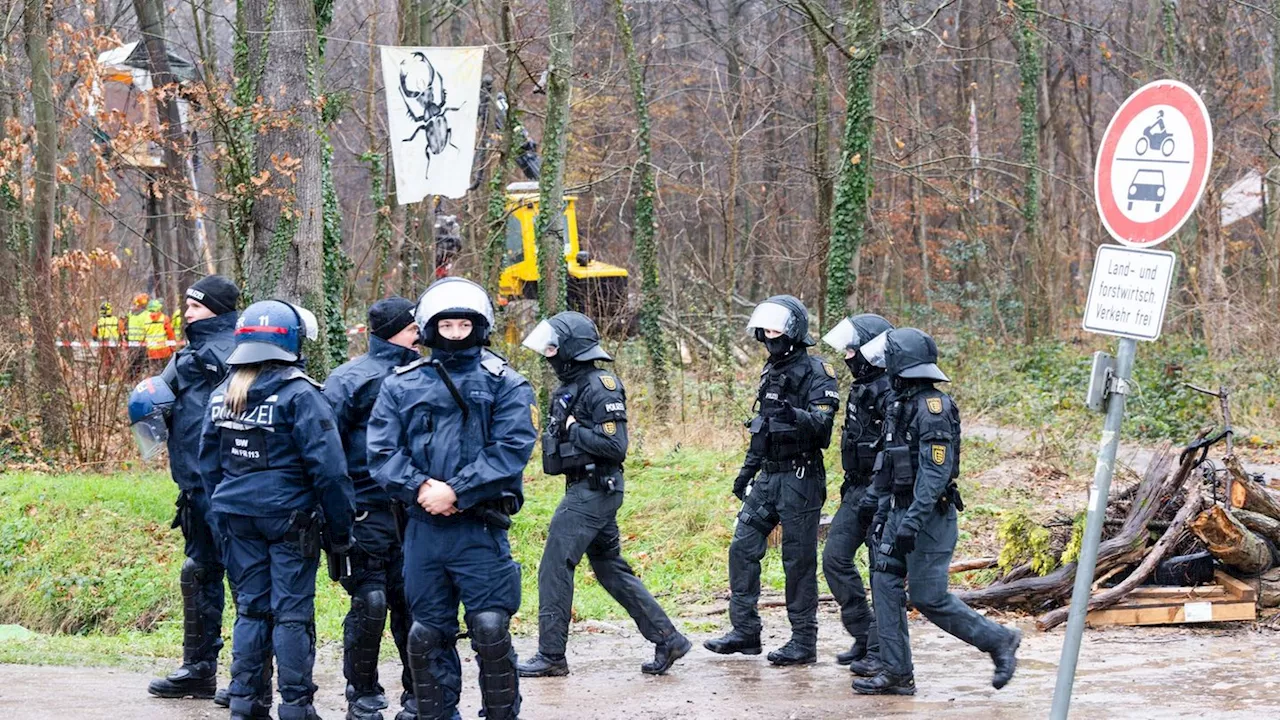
[884,328,949,383]
[521,311,612,362]
[822,313,894,353]
[746,295,815,347]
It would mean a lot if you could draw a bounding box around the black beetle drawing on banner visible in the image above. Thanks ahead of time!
[399,51,462,177]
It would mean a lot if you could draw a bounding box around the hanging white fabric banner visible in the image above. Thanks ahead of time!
[381,45,484,203]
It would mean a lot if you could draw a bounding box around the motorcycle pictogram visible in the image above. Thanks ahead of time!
[1135,110,1175,157]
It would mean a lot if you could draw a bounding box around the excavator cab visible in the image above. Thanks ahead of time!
[499,182,629,322]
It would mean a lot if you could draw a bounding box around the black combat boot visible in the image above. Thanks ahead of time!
[852,671,916,696]
[516,651,569,677]
[990,628,1022,689]
[214,687,231,707]
[702,629,762,656]
[848,653,882,676]
[147,662,217,699]
[766,637,817,666]
[641,633,692,675]
[835,637,868,665]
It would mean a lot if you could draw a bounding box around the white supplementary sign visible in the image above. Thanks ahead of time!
[1082,245,1176,341]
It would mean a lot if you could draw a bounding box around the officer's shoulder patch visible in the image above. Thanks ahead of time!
[598,374,618,391]
[603,420,617,435]
[927,397,943,415]
[822,362,837,378]
[932,444,947,465]
[394,357,430,375]
[530,403,541,432]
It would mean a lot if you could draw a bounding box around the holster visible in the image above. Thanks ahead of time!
[326,547,352,582]
[171,491,193,536]
[290,509,322,560]
[939,483,965,513]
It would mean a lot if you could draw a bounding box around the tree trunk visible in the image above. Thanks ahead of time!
[825,0,879,320]
[241,0,330,372]
[1190,505,1272,575]
[805,21,833,327]
[483,0,518,300]
[1228,456,1280,518]
[534,0,574,315]
[614,0,670,416]
[24,0,68,450]
[1236,509,1280,548]
[133,0,200,296]
[1012,0,1046,342]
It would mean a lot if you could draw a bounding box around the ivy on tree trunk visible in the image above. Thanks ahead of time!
[534,0,574,316]
[1013,0,1045,342]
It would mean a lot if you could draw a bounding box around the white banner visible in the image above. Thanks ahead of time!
[381,46,484,203]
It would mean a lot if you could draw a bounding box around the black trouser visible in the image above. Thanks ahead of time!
[729,462,825,646]
[340,505,412,702]
[822,482,879,652]
[537,482,679,656]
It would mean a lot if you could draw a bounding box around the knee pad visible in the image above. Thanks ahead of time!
[408,622,450,657]
[466,610,511,661]
[180,558,213,593]
[406,622,452,720]
[357,587,388,623]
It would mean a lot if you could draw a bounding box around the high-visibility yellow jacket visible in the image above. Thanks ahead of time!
[145,312,175,360]
[127,310,149,343]
[93,315,124,342]
[172,311,183,341]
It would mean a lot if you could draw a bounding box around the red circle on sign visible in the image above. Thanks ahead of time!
[1094,80,1212,248]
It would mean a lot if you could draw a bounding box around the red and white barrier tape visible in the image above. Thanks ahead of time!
[56,325,368,347]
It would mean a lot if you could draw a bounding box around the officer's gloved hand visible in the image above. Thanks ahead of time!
[893,525,917,556]
[733,470,754,501]
[769,401,797,424]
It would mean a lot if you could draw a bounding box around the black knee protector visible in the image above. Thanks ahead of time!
[407,622,450,720]
[348,588,388,692]
[467,610,518,720]
[179,558,213,662]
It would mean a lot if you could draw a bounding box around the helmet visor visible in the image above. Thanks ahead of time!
[859,330,890,369]
[521,320,560,355]
[821,318,857,351]
[131,411,169,460]
[291,305,320,341]
[746,301,797,336]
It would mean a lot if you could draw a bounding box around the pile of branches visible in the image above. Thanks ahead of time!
[960,429,1280,628]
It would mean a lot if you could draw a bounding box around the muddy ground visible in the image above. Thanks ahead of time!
[3,603,1279,720]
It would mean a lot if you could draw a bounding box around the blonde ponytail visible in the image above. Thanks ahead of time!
[224,364,264,416]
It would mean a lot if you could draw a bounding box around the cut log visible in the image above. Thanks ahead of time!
[1235,509,1280,548]
[1247,568,1280,609]
[1189,505,1273,575]
[1228,455,1280,520]
[958,443,1184,609]
[1038,483,1203,630]
[949,557,997,573]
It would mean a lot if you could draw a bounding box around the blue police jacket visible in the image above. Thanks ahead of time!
[367,346,536,523]
[199,363,355,539]
[323,336,422,510]
[161,312,237,491]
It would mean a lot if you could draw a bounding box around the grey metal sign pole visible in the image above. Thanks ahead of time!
[1049,336,1136,719]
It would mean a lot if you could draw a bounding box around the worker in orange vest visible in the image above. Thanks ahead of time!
[127,293,151,378]
[145,299,176,367]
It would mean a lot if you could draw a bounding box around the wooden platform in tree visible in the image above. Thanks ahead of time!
[1084,571,1256,628]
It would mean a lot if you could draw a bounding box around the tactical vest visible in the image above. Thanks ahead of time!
[874,389,961,504]
[841,375,889,481]
[747,362,807,461]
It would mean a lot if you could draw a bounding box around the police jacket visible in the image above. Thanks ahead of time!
[877,381,961,536]
[841,369,892,488]
[543,362,628,489]
[743,349,839,477]
[323,336,422,510]
[367,346,536,524]
[162,312,236,491]
[199,363,355,539]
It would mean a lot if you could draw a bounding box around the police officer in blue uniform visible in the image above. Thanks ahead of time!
[820,314,893,668]
[368,278,536,720]
[704,296,839,666]
[516,312,691,678]
[324,298,421,720]
[130,275,240,702]
[200,300,355,720]
[853,328,1020,696]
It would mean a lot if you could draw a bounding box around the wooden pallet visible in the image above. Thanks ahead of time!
[1085,571,1257,627]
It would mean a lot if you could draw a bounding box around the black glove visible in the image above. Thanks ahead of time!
[894,525,917,556]
[733,470,754,501]
[768,401,797,424]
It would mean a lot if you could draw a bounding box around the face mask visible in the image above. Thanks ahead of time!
[763,336,794,359]
[846,352,874,379]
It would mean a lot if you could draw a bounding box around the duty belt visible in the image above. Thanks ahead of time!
[762,455,819,475]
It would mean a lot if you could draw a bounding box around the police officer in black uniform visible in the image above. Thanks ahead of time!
[516,312,692,678]
[324,297,422,720]
[704,296,839,666]
[853,328,1020,696]
[820,314,893,667]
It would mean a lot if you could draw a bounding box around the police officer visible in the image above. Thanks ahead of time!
[516,312,691,678]
[324,297,421,720]
[134,275,240,703]
[704,296,839,666]
[820,314,893,668]
[201,300,355,720]
[853,328,1020,696]
[368,277,536,720]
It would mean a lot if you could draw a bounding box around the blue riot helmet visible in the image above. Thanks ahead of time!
[128,375,176,459]
[415,277,494,350]
[227,299,319,365]
[884,327,950,382]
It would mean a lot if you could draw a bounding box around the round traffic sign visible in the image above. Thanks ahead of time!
[1094,80,1213,248]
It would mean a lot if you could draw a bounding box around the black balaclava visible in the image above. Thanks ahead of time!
[846,349,876,379]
